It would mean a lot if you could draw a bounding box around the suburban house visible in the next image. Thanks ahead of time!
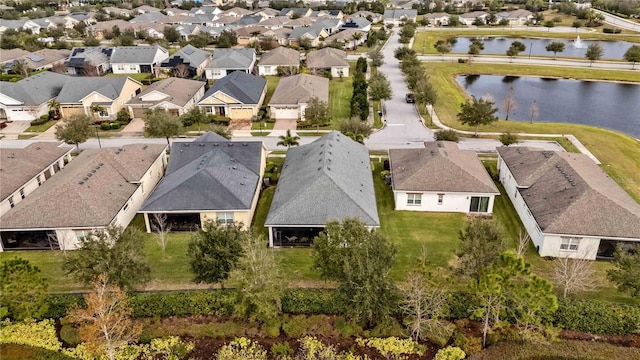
[313,18,343,35]
[263,28,293,45]
[352,10,383,23]
[126,78,205,118]
[57,76,142,120]
[156,45,212,78]
[460,11,490,26]
[0,144,167,251]
[0,49,30,68]
[268,74,328,120]
[139,133,266,232]
[13,49,70,72]
[389,141,499,214]
[425,12,451,26]
[497,9,534,25]
[341,17,372,32]
[0,71,69,122]
[288,26,328,47]
[205,48,256,80]
[0,143,74,218]
[279,8,313,17]
[197,71,266,120]
[110,45,169,74]
[257,46,300,75]
[235,25,268,45]
[324,29,368,50]
[88,20,137,39]
[383,9,418,25]
[103,7,132,17]
[306,47,349,77]
[265,131,380,247]
[497,147,640,260]
[65,47,113,76]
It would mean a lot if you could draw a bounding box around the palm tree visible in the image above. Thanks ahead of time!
[47,99,61,120]
[277,130,300,149]
[351,32,363,51]
[90,104,106,122]
[346,131,365,144]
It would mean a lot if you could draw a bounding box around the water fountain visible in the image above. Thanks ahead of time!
[574,36,584,49]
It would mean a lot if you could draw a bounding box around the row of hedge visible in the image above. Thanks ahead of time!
[42,289,639,335]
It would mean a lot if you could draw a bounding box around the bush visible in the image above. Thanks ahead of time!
[394,47,417,60]
[110,121,121,129]
[553,299,640,335]
[270,342,293,357]
[116,109,131,124]
[281,315,308,338]
[213,116,232,126]
[30,117,50,126]
[457,58,468,63]
[323,70,333,80]
[0,319,62,351]
[281,289,346,315]
[59,324,81,346]
[434,346,466,360]
[100,122,111,130]
[334,317,363,337]
[603,27,621,34]
[435,129,460,142]
[500,132,519,146]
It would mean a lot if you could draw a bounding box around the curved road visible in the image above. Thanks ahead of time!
[418,55,637,70]
[593,9,640,33]
[365,30,435,150]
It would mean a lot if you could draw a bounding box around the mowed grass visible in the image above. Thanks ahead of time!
[26,120,56,133]
[328,62,356,123]
[263,75,280,105]
[424,62,640,202]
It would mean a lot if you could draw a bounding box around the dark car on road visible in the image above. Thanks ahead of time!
[405,93,415,103]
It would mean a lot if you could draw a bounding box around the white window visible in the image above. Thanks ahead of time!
[117,65,125,71]
[407,193,422,206]
[469,196,489,212]
[560,237,581,251]
[75,230,90,241]
[8,196,15,208]
[19,188,25,199]
[122,203,129,212]
[129,65,137,70]
[437,194,444,205]
[217,212,234,224]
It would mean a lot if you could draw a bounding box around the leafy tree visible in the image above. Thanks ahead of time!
[468,39,485,55]
[180,107,207,133]
[368,48,384,67]
[414,77,437,124]
[368,71,392,104]
[499,18,510,28]
[84,35,100,46]
[67,275,141,360]
[623,45,640,69]
[607,244,640,297]
[313,218,399,327]
[501,85,517,121]
[47,98,61,119]
[338,117,372,143]
[277,129,300,149]
[0,257,48,320]
[187,221,245,286]
[500,132,519,146]
[434,40,451,56]
[584,43,603,66]
[217,29,238,48]
[228,235,283,323]
[543,19,555,31]
[55,114,92,151]
[89,104,106,121]
[572,20,583,31]
[457,95,499,136]
[350,31,363,50]
[304,96,331,133]
[163,26,181,43]
[457,218,504,279]
[63,226,151,291]
[473,16,485,27]
[506,41,526,61]
[545,41,565,59]
[143,108,183,145]
[189,32,211,48]
[435,129,459,142]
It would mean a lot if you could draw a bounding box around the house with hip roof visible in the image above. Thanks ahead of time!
[268,74,328,120]
[389,141,499,213]
[497,147,640,260]
[139,132,266,232]
[156,45,212,78]
[0,142,74,218]
[126,78,206,118]
[0,71,69,122]
[205,48,256,80]
[197,71,266,120]
[306,47,349,77]
[265,131,380,247]
[0,144,167,251]
[257,47,300,76]
[110,45,169,74]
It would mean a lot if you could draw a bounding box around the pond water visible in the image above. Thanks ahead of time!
[441,37,636,59]
[456,75,640,138]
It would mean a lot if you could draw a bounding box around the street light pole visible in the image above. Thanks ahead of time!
[94,125,102,149]
[529,42,533,58]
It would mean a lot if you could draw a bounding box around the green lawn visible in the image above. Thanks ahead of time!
[26,120,56,133]
[328,62,356,123]
[424,62,640,202]
[264,76,280,105]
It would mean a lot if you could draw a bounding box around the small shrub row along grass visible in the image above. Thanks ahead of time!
[42,290,640,335]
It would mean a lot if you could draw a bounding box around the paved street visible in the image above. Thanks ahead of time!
[365,30,435,149]
[418,55,638,71]
[593,9,640,33]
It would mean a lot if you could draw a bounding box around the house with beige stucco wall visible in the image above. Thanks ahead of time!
[0,144,167,251]
[197,71,266,120]
[139,132,266,232]
[58,76,142,120]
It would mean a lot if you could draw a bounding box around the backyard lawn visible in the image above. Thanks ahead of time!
[328,62,356,124]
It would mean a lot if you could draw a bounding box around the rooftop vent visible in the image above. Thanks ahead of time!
[228,143,233,146]
[199,143,205,146]
[78,181,84,185]
[142,145,148,150]
[184,143,190,146]
[242,143,248,146]
[83,177,89,181]
[213,143,219,146]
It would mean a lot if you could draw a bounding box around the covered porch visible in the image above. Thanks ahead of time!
[0,230,58,251]
[144,212,202,233]
[596,238,638,260]
[268,226,324,247]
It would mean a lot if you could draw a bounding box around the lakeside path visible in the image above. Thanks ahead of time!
[416,55,638,71]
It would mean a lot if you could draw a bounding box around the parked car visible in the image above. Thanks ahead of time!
[405,93,415,103]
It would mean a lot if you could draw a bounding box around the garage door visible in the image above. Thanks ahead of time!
[230,107,253,120]
[272,107,299,120]
[132,107,147,119]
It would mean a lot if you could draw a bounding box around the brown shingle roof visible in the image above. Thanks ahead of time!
[0,142,73,201]
[126,77,205,108]
[497,147,640,238]
[389,141,499,194]
[306,47,348,69]
[268,74,328,105]
[0,144,166,230]
[258,46,300,66]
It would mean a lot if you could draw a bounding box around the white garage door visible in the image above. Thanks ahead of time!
[272,107,299,120]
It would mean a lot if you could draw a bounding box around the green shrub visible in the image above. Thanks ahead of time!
[0,74,21,82]
[100,122,111,130]
[129,290,236,318]
[447,292,477,319]
[270,342,294,357]
[43,294,84,319]
[282,315,308,338]
[394,47,417,60]
[603,28,621,34]
[457,58,468,63]
[110,121,121,129]
[59,325,80,346]
[334,317,363,337]
[435,129,459,142]
[553,299,640,335]
[0,319,62,351]
[30,117,49,126]
[213,117,231,126]
[434,346,466,360]
[281,289,345,315]
[365,318,405,338]
[500,132,519,146]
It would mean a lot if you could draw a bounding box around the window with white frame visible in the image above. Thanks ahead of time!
[469,196,489,212]
[217,212,234,224]
[407,193,422,206]
[116,65,125,71]
[437,194,444,205]
[8,196,15,208]
[75,230,90,241]
[560,237,581,251]
[19,188,25,199]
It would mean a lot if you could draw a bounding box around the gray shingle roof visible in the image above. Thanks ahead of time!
[0,144,167,229]
[389,141,499,194]
[57,76,131,103]
[497,147,640,239]
[140,140,263,212]
[0,71,69,106]
[258,47,300,67]
[306,47,348,68]
[110,45,167,64]
[162,45,211,68]
[200,71,266,105]
[208,48,255,69]
[194,131,229,142]
[288,26,323,39]
[383,9,418,19]
[265,131,379,227]
[0,142,73,201]
[269,74,328,105]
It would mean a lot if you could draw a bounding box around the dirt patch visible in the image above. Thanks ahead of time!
[559,330,640,348]
[228,118,252,130]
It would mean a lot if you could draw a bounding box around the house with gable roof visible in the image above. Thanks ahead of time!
[0,144,167,251]
[110,45,169,74]
[306,47,349,77]
[268,74,328,120]
[57,76,142,120]
[497,147,640,260]
[265,131,380,247]
[389,141,499,213]
[205,48,256,80]
[197,71,266,120]
[139,132,266,232]
[156,44,212,78]
[65,47,113,76]
[257,47,300,75]
[0,71,69,122]
[383,9,417,25]
[126,78,205,117]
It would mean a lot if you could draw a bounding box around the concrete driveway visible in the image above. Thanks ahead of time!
[366,30,435,150]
